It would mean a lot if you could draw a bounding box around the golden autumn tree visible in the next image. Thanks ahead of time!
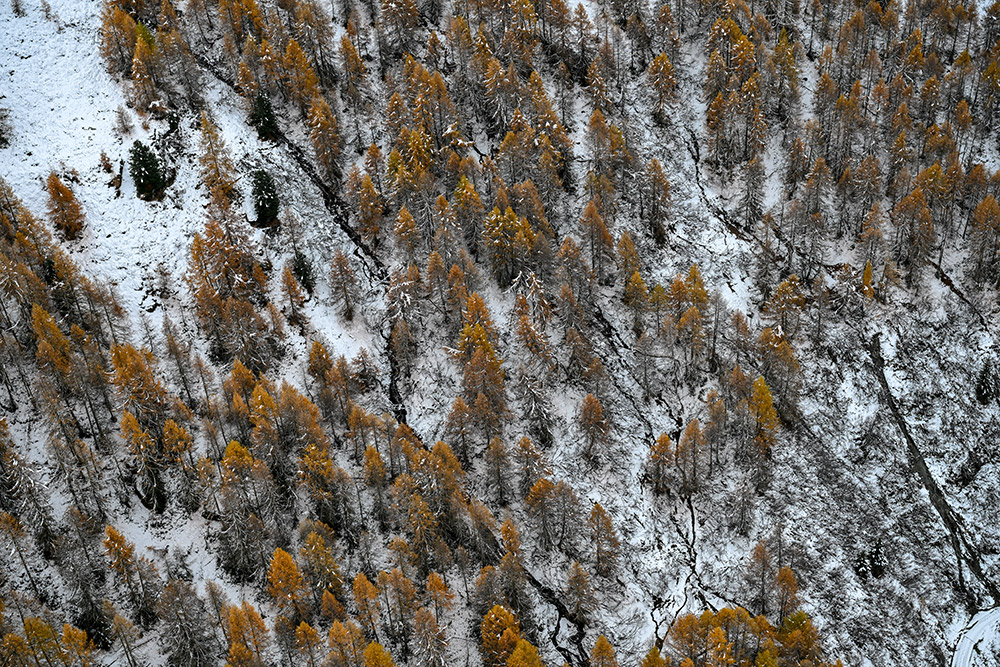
[284,39,320,115]
[482,206,536,287]
[295,621,324,667]
[648,432,673,495]
[480,605,520,667]
[624,271,648,334]
[100,2,137,75]
[226,601,271,667]
[353,572,380,639]
[647,53,677,120]
[676,419,705,494]
[103,524,161,625]
[705,626,733,667]
[31,304,77,411]
[281,266,307,326]
[0,512,43,600]
[308,95,343,184]
[748,376,779,457]
[198,111,238,218]
[357,174,384,250]
[640,647,666,667]
[591,636,618,667]
[507,638,545,667]
[587,502,620,578]
[363,642,396,667]
[130,37,157,113]
[578,393,608,459]
[23,617,66,667]
[109,343,168,433]
[329,249,358,321]
[46,173,85,240]
[61,623,96,667]
[579,199,614,284]
[971,194,1000,282]
[267,547,310,622]
[394,206,420,260]
[565,562,597,624]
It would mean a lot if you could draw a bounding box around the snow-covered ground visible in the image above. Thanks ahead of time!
[3,0,1000,665]
[954,608,1000,667]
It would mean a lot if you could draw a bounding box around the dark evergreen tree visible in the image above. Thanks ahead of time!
[252,169,279,224]
[0,106,11,149]
[292,250,316,295]
[249,92,280,141]
[129,140,166,200]
[976,360,998,405]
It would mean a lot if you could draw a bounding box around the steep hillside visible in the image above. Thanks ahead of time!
[1,0,1000,664]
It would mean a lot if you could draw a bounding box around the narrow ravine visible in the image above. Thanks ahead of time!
[867,332,999,603]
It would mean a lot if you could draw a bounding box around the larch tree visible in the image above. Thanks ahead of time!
[363,642,396,667]
[640,647,666,667]
[328,619,367,667]
[648,433,673,495]
[100,2,137,75]
[226,601,271,667]
[308,95,343,184]
[295,622,324,667]
[565,561,597,623]
[380,0,419,53]
[299,529,345,609]
[61,624,97,667]
[705,626,733,667]
[109,342,168,434]
[776,566,800,621]
[648,53,677,121]
[329,249,358,321]
[103,525,162,626]
[23,617,65,667]
[0,511,44,601]
[358,174,384,250]
[644,158,670,245]
[578,393,608,459]
[624,271,649,335]
[587,502,620,578]
[198,111,238,219]
[46,173,85,240]
[748,376,779,458]
[353,572,381,640]
[425,572,454,622]
[267,547,311,622]
[284,39,321,116]
[485,436,511,506]
[412,607,447,667]
[394,207,421,261]
[506,639,545,667]
[482,206,536,287]
[281,265,307,324]
[579,200,614,286]
[591,636,618,667]
[480,605,520,667]
[676,419,706,494]
[971,194,1000,282]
